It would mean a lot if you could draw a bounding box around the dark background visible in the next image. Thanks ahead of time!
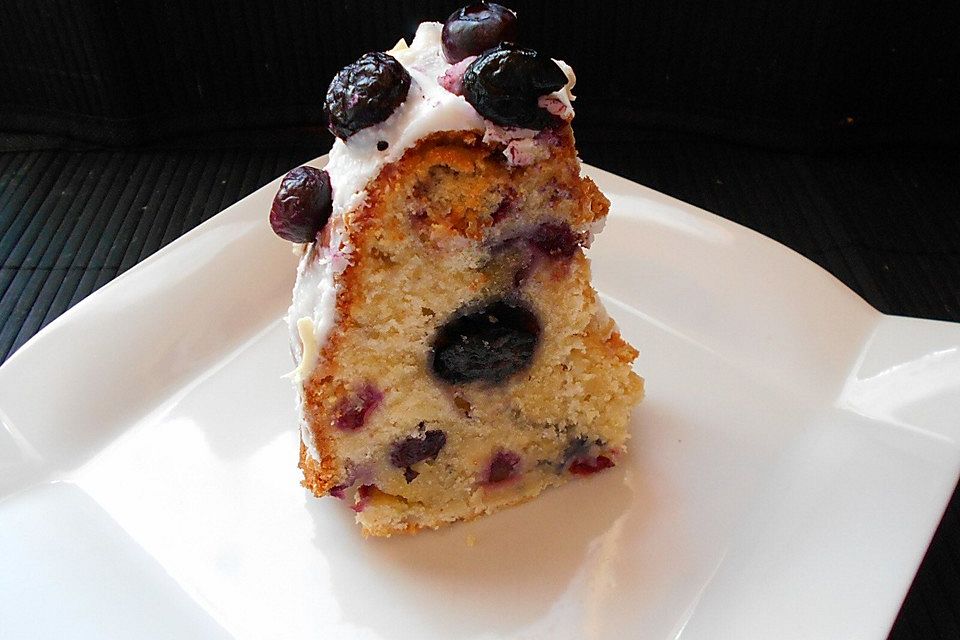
[3,1,959,149]
[1,2,958,637]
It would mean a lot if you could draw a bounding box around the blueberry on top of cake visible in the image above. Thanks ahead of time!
[269,2,643,537]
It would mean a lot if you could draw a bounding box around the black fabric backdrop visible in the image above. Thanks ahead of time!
[1,2,959,638]
[3,0,960,150]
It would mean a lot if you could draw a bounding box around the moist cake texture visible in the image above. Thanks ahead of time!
[269,4,643,536]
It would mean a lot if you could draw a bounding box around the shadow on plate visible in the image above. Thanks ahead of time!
[306,464,650,638]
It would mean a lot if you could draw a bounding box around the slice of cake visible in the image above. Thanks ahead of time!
[269,2,643,536]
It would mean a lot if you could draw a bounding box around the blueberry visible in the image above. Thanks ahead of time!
[560,435,590,468]
[352,484,376,513]
[491,189,517,224]
[569,455,614,475]
[486,450,521,483]
[269,166,333,243]
[390,429,447,467]
[442,2,519,64]
[325,52,411,140]
[461,44,568,129]
[334,384,384,431]
[530,221,580,258]
[431,299,540,384]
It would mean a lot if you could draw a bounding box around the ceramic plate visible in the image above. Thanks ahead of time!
[2,161,959,640]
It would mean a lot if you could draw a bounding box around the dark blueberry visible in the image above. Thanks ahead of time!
[431,298,540,385]
[530,221,580,258]
[325,52,411,140]
[569,455,615,476]
[491,189,517,224]
[377,140,389,151]
[352,484,376,512]
[269,166,333,243]
[486,450,521,483]
[328,461,369,497]
[334,384,384,431]
[442,2,519,64]
[510,251,536,288]
[403,467,420,483]
[461,44,568,129]
[559,435,590,470]
[391,429,447,468]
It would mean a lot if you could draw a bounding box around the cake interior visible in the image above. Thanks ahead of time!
[299,129,643,535]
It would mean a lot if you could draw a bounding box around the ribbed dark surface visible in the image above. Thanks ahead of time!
[2,1,958,149]
[1,131,958,638]
[582,130,960,322]
[0,138,321,361]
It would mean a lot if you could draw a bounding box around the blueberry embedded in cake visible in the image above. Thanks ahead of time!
[270,3,644,536]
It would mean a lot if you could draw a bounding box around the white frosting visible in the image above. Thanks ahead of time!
[325,21,576,215]
[288,21,578,458]
[296,388,320,461]
[287,220,350,382]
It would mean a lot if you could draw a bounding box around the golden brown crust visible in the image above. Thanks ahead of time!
[581,176,610,218]
[356,477,560,537]
[343,442,642,539]
[298,438,340,497]
[358,127,601,242]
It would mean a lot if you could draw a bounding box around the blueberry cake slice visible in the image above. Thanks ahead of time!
[270,3,643,536]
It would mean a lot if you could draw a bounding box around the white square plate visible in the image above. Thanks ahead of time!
[2,162,959,640]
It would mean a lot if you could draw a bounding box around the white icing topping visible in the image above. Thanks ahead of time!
[296,388,320,461]
[503,137,551,166]
[325,22,577,215]
[286,219,350,383]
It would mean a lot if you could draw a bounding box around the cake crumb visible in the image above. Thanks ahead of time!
[465,534,478,547]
